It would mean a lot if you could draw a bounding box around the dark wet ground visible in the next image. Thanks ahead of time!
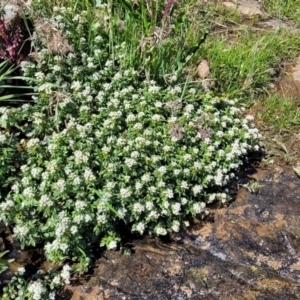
[52,167,300,300]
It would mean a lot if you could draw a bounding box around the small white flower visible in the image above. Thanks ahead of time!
[23,187,34,198]
[192,185,202,195]
[27,138,40,148]
[181,181,189,189]
[193,202,206,214]
[125,158,137,167]
[133,122,143,130]
[55,179,66,192]
[181,197,188,205]
[27,281,47,300]
[245,115,254,121]
[173,169,181,176]
[73,176,81,185]
[146,201,154,210]
[184,154,192,161]
[31,167,41,178]
[157,166,167,175]
[70,226,78,234]
[71,80,81,91]
[133,203,144,213]
[84,168,95,182]
[74,150,89,164]
[158,181,166,188]
[141,173,151,182]
[14,225,29,238]
[183,168,190,175]
[120,188,132,198]
[155,101,163,108]
[53,65,61,72]
[136,222,145,234]
[163,145,171,152]
[17,267,26,276]
[61,264,72,284]
[49,291,56,300]
[172,221,180,232]
[171,203,181,215]
[165,189,174,199]
[148,85,160,93]
[39,195,53,207]
[126,113,136,122]
[155,226,167,236]
[152,114,161,121]
[185,104,194,112]
[75,200,87,210]
[107,240,117,250]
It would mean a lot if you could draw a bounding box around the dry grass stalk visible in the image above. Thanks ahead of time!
[34,18,74,55]
[49,90,71,115]
[166,99,182,115]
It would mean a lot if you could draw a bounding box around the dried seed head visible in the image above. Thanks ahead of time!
[169,121,184,140]
[34,19,73,55]
[196,127,212,140]
[162,0,177,23]
[166,100,182,115]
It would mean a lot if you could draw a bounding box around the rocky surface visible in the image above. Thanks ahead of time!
[221,0,265,17]
[58,168,300,299]
[277,55,300,100]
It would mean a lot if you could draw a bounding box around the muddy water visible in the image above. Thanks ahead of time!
[53,168,300,300]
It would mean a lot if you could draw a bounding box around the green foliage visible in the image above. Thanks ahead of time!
[202,29,300,97]
[0,5,261,270]
[98,0,209,82]
[257,95,300,131]
[0,114,27,201]
[0,60,36,103]
[30,0,209,113]
[262,0,300,27]
[1,265,71,300]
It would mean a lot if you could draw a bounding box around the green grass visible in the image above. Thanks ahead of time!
[201,2,243,25]
[257,95,300,132]
[262,0,300,27]
[199,29,300,97]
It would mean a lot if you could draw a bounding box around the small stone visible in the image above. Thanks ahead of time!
[222,0,265,17]
[197,60,210,79]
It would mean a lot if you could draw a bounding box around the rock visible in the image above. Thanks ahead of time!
[197,60,210,79]
[61,168,300,299]
[260,19,300,34]
[277,55,300,100]
[292,56,300,81]
[222,0,265,17]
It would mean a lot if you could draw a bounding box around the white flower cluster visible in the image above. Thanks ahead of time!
[0,5,262,271]
[27,281,47,300]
